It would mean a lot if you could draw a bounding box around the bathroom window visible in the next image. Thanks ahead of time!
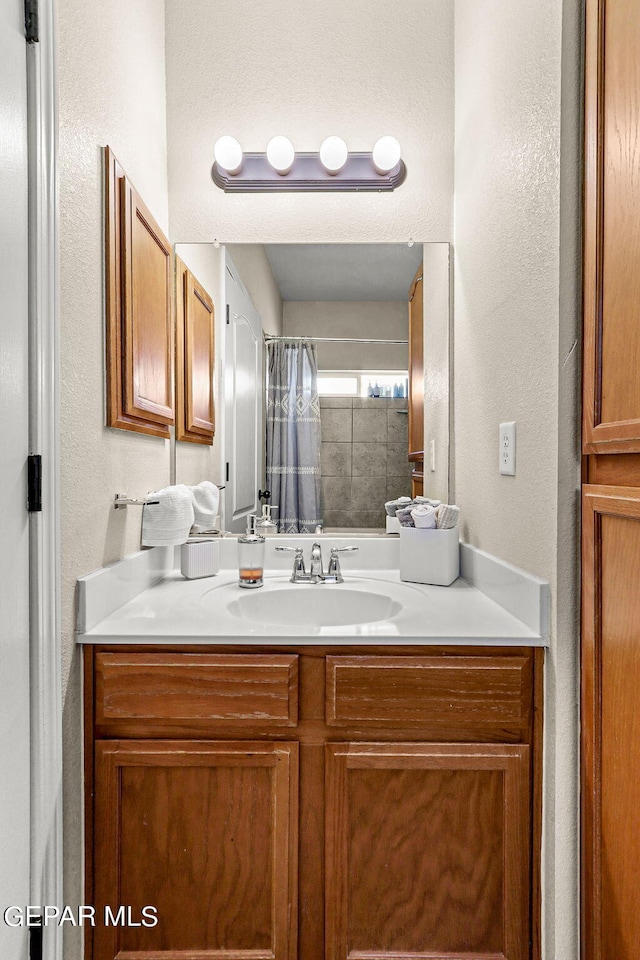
[317,370,408,398]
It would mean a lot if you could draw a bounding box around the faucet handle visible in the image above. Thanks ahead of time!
[327,545,358,582]
[275,545,306,581]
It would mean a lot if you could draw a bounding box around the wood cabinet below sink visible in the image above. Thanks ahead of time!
[84,644,543,960]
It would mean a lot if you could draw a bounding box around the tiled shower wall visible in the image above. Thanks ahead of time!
[320,397,412,528]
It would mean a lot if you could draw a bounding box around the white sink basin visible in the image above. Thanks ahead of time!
[197,574,434,635]
[226,586,403,627]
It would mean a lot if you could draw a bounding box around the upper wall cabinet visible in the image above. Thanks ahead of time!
[105,147,174,438]
[175,257,215,444]
[583,3,640,454]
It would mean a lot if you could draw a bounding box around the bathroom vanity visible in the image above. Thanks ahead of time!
[78,539,548,960]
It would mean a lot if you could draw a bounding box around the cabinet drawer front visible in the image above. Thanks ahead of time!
[326,654,532,733]
[95,653,298,726]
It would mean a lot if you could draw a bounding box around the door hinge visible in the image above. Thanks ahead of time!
[226,304,230,325]
[27,454,42,512]
[225,462,230,483]
[29,918,43,960]
[24,0,39,42]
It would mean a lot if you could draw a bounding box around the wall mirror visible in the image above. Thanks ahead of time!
[172,242,451,535]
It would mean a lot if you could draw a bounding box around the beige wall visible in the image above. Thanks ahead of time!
[165,0,454,244]
[423,243,450,503]
[453,2,582,957]
[283,301,408,370]
[226,244,283,336]
[58,2,170,957]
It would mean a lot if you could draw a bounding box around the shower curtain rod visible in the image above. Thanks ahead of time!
[264,335,409,345]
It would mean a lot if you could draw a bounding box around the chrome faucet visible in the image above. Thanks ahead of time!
[275,543,358,583]
[309,542,324,580]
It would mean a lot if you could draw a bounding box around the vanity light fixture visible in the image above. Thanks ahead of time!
[211,136,406,192]
[213,136,243,175]
[266,136,295,175]
[319,136,348,175]
[372,136,402,175]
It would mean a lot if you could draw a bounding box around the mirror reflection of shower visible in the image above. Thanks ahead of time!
[264,244,421,534]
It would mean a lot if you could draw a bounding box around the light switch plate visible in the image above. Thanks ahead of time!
[499,421,516,475]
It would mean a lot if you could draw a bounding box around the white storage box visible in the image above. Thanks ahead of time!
[386,515,401,534]
[180,538,220,579]
[399,526,459,586]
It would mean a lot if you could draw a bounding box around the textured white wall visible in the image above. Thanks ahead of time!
[174,243,226,491]
[453,2,582,957]
[283,301,408,370]
[58,2,170,957]
[164,0,454,243]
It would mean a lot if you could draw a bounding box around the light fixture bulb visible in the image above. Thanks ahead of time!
[214,136,243,175]
[372,136,402,175]
[266,136,295,175]
[319,136,348,175]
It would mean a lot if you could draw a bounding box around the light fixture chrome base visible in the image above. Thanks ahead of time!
[212,152,406,193]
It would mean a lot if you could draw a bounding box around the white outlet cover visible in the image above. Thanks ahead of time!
[499,421,516,476]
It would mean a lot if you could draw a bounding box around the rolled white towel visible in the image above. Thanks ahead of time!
[141,484,194,546]
[410,504,437,529]
[189,481,220,532]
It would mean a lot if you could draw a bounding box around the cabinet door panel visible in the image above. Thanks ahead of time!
[93,740,298,960]
[583,0,640,452]
[176,258,215,444]
[120,178,174,426]
[326,742,530,960]
[105,147,171,438]
[582,485,640,960]
[185,272,215,436]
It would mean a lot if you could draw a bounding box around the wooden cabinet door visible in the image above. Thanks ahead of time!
[105,146,174,438]
[582,485,640,960]
[93,740,298,960]
[120,178,174,426]
[408,265,424,464]
[583,0,640,453]
[176,258,216,444]
[325,742,530,960]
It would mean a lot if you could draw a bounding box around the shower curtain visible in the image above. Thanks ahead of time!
[266,340,322,533]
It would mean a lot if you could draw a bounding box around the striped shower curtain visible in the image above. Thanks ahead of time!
[266,340,322,533]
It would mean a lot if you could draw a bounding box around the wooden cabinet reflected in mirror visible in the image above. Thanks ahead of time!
[105,146,174,438]
[175,257,215,444]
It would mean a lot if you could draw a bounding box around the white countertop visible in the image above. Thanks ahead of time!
[77,564,546,646]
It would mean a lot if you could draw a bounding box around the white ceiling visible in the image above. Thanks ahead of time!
[265,243,424,302]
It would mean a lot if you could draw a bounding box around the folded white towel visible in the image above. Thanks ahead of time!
[410,504,437,529]
[435,503,459,530]
[141,485,194,546]
[189,481,220,532]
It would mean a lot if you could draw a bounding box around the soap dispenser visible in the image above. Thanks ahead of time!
[237,515,266,588]
[255,503,278,537]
